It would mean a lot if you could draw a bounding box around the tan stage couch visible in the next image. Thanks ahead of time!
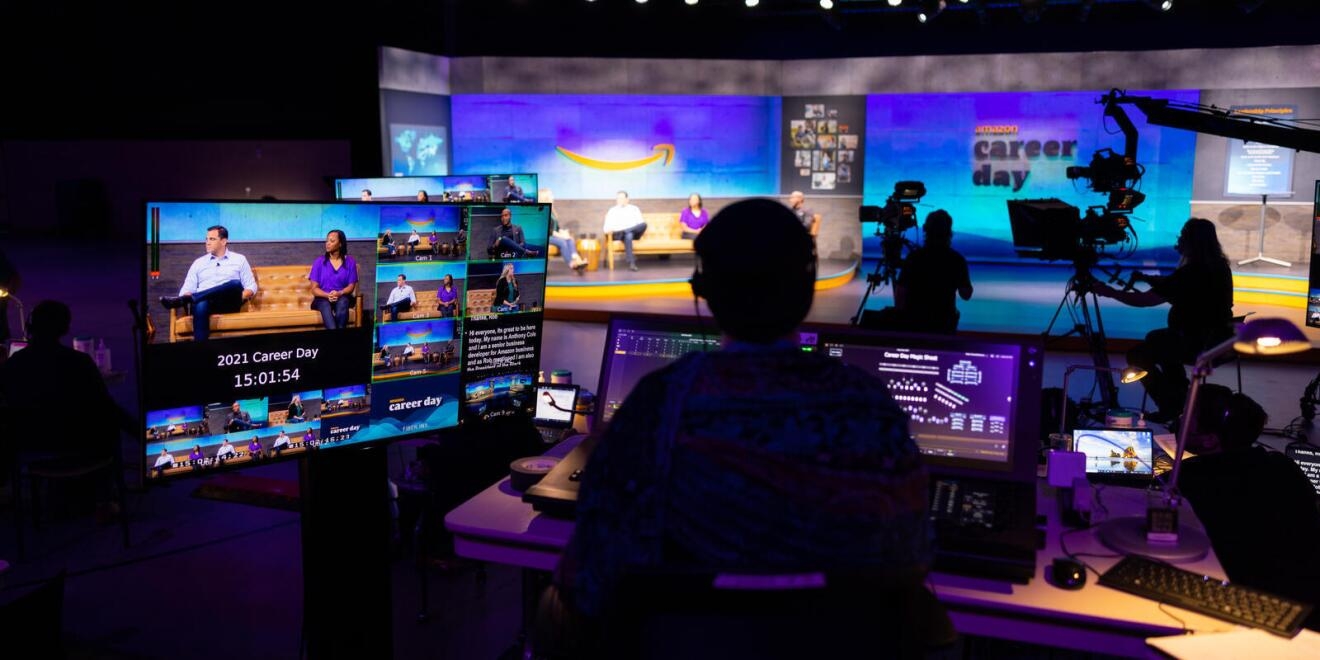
[169,265,363,342]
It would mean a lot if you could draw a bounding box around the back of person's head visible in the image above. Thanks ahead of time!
[1177,217,1227,268]
[1192,384,1267,452]
[923,210,953,246]
[28,300,72,342]
[692,199,815,342]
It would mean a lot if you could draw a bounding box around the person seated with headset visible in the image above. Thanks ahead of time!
[1178,384,1320,630]
[536,199,947,656]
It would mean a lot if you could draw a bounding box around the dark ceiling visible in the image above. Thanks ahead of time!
[0,0,1315,165]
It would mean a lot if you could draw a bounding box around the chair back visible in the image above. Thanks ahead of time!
[603,567,955,660]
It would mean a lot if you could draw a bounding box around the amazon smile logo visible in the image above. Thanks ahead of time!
[555,143,675,170]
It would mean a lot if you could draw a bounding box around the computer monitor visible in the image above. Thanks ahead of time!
[594,314,720,425]
[808,326,1044,482]
[534,383,580,429]
[333,174,540,203]
[142,200,551,481]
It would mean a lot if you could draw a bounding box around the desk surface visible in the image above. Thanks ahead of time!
[445,439,1243,657]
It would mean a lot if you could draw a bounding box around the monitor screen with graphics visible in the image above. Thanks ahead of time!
[334,174,539,204]
[142,200,550,480]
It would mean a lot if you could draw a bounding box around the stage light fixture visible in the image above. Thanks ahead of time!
[918,0,945,22]
[685,0,698,5]
[746,0,759,7]
[636,0,647,4]
[820,0,834,8]
[887,0,903,6]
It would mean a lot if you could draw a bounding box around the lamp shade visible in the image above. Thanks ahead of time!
[1120,366,1147,384]
[1233,317,1309,356]
[0,286,9,298]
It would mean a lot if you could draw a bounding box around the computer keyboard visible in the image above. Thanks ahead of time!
[1099,555,1313,637]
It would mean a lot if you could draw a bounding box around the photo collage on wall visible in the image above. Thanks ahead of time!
[782,96,866,195]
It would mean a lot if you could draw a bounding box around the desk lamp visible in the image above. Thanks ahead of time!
[0,286,24,340]
[1058,363,1148,436]
[1098,317,1310,561]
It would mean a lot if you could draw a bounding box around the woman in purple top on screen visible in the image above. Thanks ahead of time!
[679,193,709,240]
[309,230,359,330]
[437,274,458,318]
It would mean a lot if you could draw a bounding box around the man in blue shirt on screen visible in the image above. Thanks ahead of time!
[159,225,258,341]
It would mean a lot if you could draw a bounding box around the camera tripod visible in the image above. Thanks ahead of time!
[851,231,912,325]
[1043,260,1121,410]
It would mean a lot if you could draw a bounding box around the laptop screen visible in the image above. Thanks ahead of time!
[533,384,580,429]
[1072,427,1156,478]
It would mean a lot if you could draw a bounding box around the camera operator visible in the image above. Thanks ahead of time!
[890,210,973,334]
[1089,218,1233,424]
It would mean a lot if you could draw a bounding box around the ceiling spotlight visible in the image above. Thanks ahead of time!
[635,0,647,4]
[820,0,834,8]
[1160,0,1173,9]
[918,0,945,22]
[1143,0,1172,9]
[685,0,698,4]
[887,0,903,6]
[746,0,759,7]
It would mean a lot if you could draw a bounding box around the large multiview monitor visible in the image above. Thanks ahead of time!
[334,174,539,204]
[142,200,551,480]
[593,314,1042,482]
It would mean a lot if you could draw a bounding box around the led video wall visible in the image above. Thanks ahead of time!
[450,94,781,200]
[861,89,1200,264]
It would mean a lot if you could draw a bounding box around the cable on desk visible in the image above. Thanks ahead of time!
[1058,527,1120,578]
[1157,602,1190,633]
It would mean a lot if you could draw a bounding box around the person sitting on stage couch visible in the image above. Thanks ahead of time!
[381,274,417,323]
[248,437,263,460]
[302,428,316,447]
[437,274,459,318]
[287,394,305,423]
[153,448,174,475]
[309,229,358,330]
[189,445,205,468]
[601,191,647,272]
[1090,218,1234,424]
[678,192,709,240]
[489,208,541,258]
[538,198,945,655]
[1177,384,1320,630]
[226,401,253,433]
[504,175,530,203]
[272,430,290,454]
[494,263,520,313]
[159,225,258,341]
[215,438,236,460]
[542,189,588,273]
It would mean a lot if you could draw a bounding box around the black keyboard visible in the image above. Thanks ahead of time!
[1099,555,1313,637]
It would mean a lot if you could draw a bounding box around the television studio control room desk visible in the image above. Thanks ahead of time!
[446,436,1251,658]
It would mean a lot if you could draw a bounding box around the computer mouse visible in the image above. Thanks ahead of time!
[1049,557,1086,590]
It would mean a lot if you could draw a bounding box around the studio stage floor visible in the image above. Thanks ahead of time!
[543,254,1317,345]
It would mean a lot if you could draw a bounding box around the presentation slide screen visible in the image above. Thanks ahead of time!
[142,200,551,480]
[335,174,539,203]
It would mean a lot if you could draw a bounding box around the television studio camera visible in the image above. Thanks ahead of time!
[1008,90,1147,409]
[851,180,926,325]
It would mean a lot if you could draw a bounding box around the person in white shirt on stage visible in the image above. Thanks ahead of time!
[272,429,290,454]
[602,191,647,272]
[153,448,175,475]
[158,225,259,341]
[380,274,417,322]
[215,438,236,460]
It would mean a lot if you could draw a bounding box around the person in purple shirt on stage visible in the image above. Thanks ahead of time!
[189,444,205,464]
[678,193,709,240]
[309,230,359,330]
[437,274,459,318]
[159,225,259,341]
[303,428,316,447]
[247,437,264,459]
